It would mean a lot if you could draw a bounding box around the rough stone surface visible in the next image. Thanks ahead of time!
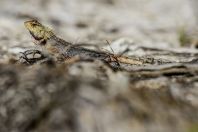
[0,0,198,132]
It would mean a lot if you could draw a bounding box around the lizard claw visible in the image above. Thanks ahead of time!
[19,49,46,65]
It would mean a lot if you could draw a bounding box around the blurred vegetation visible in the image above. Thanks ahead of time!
[188,123,198,132]
[178,27,191,47]
[178,27,198,48]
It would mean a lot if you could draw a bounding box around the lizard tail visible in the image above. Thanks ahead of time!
[117,56,143,65]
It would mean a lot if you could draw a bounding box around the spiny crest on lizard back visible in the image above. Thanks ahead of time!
[24,20,54,41]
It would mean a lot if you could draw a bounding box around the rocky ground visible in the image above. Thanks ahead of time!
[0,0,198,132]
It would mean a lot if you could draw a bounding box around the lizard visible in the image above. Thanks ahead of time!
[23,19,143,68]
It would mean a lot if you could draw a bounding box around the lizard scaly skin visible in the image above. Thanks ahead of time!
[24,20,71,59]
[24,20,143,66]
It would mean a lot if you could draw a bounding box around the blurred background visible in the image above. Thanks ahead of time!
[0,0,197,51]
[1,1,198,132]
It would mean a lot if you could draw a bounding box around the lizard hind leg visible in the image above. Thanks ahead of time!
[108,61,120,70]
[104,55,121,70]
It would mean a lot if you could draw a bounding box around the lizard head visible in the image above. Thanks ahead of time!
[24,20,54,42]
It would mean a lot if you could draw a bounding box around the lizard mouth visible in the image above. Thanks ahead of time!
[29,31,43,41]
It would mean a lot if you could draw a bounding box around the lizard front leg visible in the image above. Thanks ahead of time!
[19,49,47,65]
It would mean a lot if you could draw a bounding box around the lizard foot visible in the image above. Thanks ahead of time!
[19,49,47,65]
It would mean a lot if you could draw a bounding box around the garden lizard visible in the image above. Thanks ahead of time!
[24,20,143,67]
